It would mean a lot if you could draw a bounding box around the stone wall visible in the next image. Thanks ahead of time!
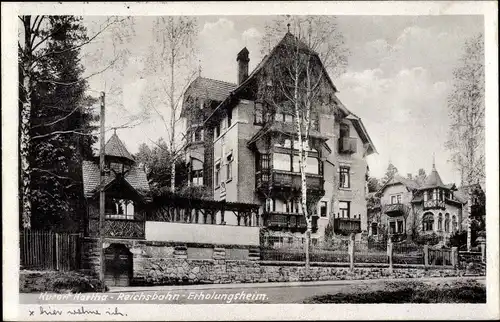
[81,238,481,287]
[132,257,464,285]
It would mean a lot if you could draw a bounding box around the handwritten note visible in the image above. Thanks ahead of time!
[28,306,127,317]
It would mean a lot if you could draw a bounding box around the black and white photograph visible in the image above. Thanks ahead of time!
[2,1,499,320]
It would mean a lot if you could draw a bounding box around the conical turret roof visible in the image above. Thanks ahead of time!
[104,132,134,162]
[421,158,445,189]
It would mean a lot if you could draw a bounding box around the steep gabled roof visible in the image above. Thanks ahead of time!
[82,160,150,199]
[378,174,421,195]
[105,132,134,161]
[181,77,237,117]
[200,32,376,156]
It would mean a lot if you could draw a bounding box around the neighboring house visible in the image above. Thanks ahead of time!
[369,161,465,243]
[181,32,376,245]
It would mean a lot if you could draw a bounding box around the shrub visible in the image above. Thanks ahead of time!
[303,279,486,303]
[414,232,441,246]
[20,270,108,293]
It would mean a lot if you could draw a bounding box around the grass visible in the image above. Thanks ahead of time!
[303,279,486,303]
[20,270,108,293]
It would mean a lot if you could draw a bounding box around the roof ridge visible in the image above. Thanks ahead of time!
[199,77,237,87]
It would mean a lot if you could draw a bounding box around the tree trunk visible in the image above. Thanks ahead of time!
[20,16,32,229]
[20,75,32,229]
[169,47,176,193]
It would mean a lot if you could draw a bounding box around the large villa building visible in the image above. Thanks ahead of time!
[368,160,474,244]
[182,32,376,245]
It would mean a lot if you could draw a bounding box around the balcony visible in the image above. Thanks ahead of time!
[383,203,406,217]
[264,212,318,232]
[88,218,145,239]
[338,137,357,154]
[256,170,324,192]
[333,217,361,235]
[423,199,446,210]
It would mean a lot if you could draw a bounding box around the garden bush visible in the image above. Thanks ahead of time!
[20,270,108,293]
[303,279,485,303]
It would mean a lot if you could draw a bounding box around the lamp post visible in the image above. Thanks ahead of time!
[99,91,106,289]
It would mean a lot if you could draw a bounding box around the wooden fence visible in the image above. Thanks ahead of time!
[20,230,82,271]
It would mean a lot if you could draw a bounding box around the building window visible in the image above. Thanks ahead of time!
[371,222,378,236]
[306,157,319,174]
[340,123,350,138]
[310,114,319,131]
[226,153,233,181]
[389,221,396,234]
[273,153,291,171]
[192,169,203,186]
[438,213,443,230]
[452,215,457,232]
[214,123,221,138]
[445,213,450,233]
[254,102,263,125]
[105,198,134,220]
[214,162,221,188]
[397,220,404,233]
[339,166,350,188]
[227,108,233,127]
[319,201,328,217]
[391,194,402,204]
[422,213,434,232]
[339,201,350,218]
[192,128,203,142]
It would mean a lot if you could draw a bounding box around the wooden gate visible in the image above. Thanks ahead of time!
[104,244,132,287]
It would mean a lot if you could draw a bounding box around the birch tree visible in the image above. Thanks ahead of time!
[260,16,348,274]
[445,33,485,187]
[141,17,198,192]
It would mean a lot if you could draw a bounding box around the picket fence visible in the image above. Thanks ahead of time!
[20,230,82,271]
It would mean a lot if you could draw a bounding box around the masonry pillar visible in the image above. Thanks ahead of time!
[423,244,429,270]
[387,237,393,273]
[451,246,458,269]
[477,237,486,263]
[348,233,355,271]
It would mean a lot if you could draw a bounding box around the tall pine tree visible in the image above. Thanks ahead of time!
[27,16,98,231]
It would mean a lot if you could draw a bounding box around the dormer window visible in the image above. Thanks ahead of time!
[254,102,264,125]
[340,123,350,138]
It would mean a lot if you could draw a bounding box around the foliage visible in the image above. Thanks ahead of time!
[323,219,335,242]
[303,279,486,303]
[445,33,485,186]
[134,138,188,194]
[18,15,132,229]
[447,227,479,248]
[20,270,107,293]
[414,168,427,186]
[367,176,381,193]
[140,17,198,191]
[414,232,441,246]
[176,185,212,200]
[381,163,398,186]
[22,16,98,231]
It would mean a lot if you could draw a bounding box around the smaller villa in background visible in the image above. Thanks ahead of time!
[368,160,469,244]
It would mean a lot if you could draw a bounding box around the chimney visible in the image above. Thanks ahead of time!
[407,173,412,180]
[236,47,249,85]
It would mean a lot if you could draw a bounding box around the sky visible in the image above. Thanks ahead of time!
[81,15,484,184]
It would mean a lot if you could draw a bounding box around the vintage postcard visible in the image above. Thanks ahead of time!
[2,1,499,321]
